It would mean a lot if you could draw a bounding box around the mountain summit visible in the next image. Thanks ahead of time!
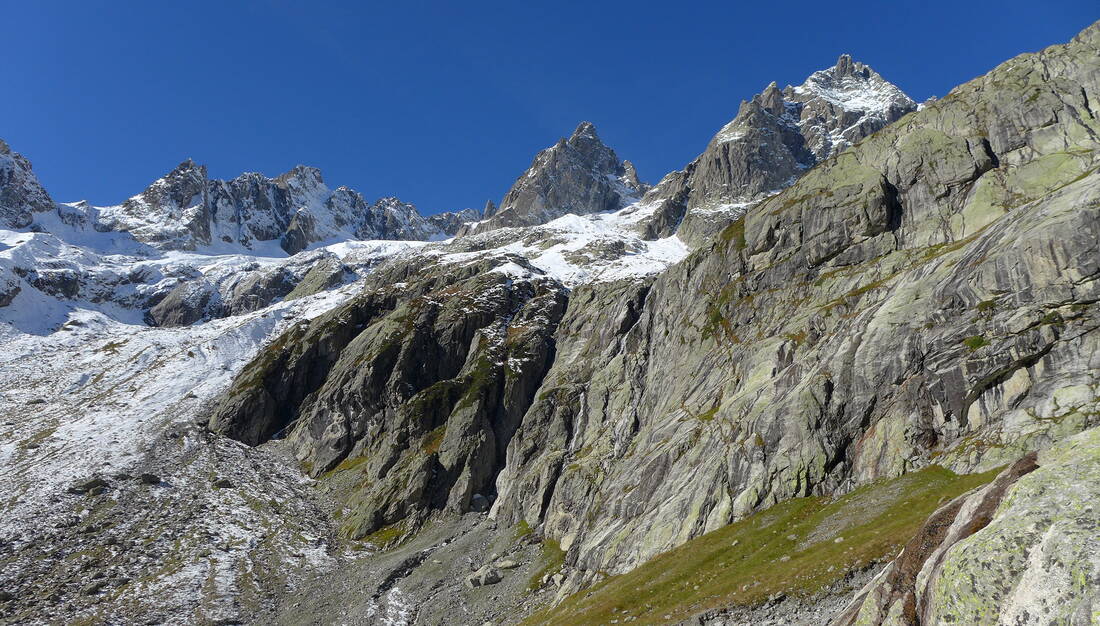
[4,22,1100,626]
[642,55,917,244]
[92,163,479,254]
[465,121,648,234]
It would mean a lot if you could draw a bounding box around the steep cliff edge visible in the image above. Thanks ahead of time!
[486,21,1100,591]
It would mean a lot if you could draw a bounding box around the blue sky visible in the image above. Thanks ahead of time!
[5,1,1097,213]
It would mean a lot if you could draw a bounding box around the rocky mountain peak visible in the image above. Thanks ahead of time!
[622,160,643,189]
[459,121,645,234]
[0,138,56,229]
[274,165,325,191]
[168,158,207,180]
[68,156,479,253]
[640,55,917,245]
[834,52,857,76]
[144,160,208,209]
[757,81,786,115]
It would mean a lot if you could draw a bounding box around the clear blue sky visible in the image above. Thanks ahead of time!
[5,2,1097,213]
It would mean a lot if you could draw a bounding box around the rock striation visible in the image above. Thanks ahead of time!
[211,22,1100,617]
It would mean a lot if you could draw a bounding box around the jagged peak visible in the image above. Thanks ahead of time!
[274,164,325,190]
[835,53,857,76]
[168,158,206,178]
[792,56,915,113]
[570,120,599,141]
[372,196,417,211]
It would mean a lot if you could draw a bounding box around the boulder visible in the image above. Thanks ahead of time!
[465,565,502,589]
[67,478,109,495]
[470,493,490,513]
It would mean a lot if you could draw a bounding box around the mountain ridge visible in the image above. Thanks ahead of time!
[3,25,1099,626]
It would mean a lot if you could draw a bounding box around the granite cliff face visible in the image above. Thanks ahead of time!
[491,22,1100,586]
[3,21,1100,626]
[208,21,1100,623]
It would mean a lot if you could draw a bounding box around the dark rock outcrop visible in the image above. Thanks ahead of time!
[0,139,56,229]
[209,255,569,537]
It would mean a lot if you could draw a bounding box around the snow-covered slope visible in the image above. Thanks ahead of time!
[434,199,688,286]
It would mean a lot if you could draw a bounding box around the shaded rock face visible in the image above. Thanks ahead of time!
[835,426,1100,625]
[487,22,1100,584]
[209,256,569,537]
[643,55,917,245]
[96,164,479,253]
[0,139,56,229]
[464,122,647,234]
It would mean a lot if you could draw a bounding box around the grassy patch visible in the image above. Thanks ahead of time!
[526,465,1001,625]
[962,335,989,351]
[696,405,720,422]
[361,520,407,549]
[529,538,566,590]
[515,519,534,541]
[422,425,446,455]
[975,299,998,313]
[719,216,747,251]
[1039,311,1064,326]
[457,352,496,410]
[783,330,807,347]
[318,454,370,480]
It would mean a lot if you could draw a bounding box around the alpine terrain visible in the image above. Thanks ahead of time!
[2,22,1099,626]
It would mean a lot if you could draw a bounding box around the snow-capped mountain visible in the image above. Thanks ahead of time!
[0,45,997,626]
[92,161,480,254]
[642,54,918,244]
[0,55,917,334]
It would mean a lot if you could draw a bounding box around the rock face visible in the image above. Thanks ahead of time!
[7,20,1100,626]
[209,255,569,537]
[0,138,55,229]
[642,55,917,245]
[462,122,647,234]
[834,426,1100,625]
[95,163,479,253]
[488,23,1100,589]
[210,20,1100,602]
